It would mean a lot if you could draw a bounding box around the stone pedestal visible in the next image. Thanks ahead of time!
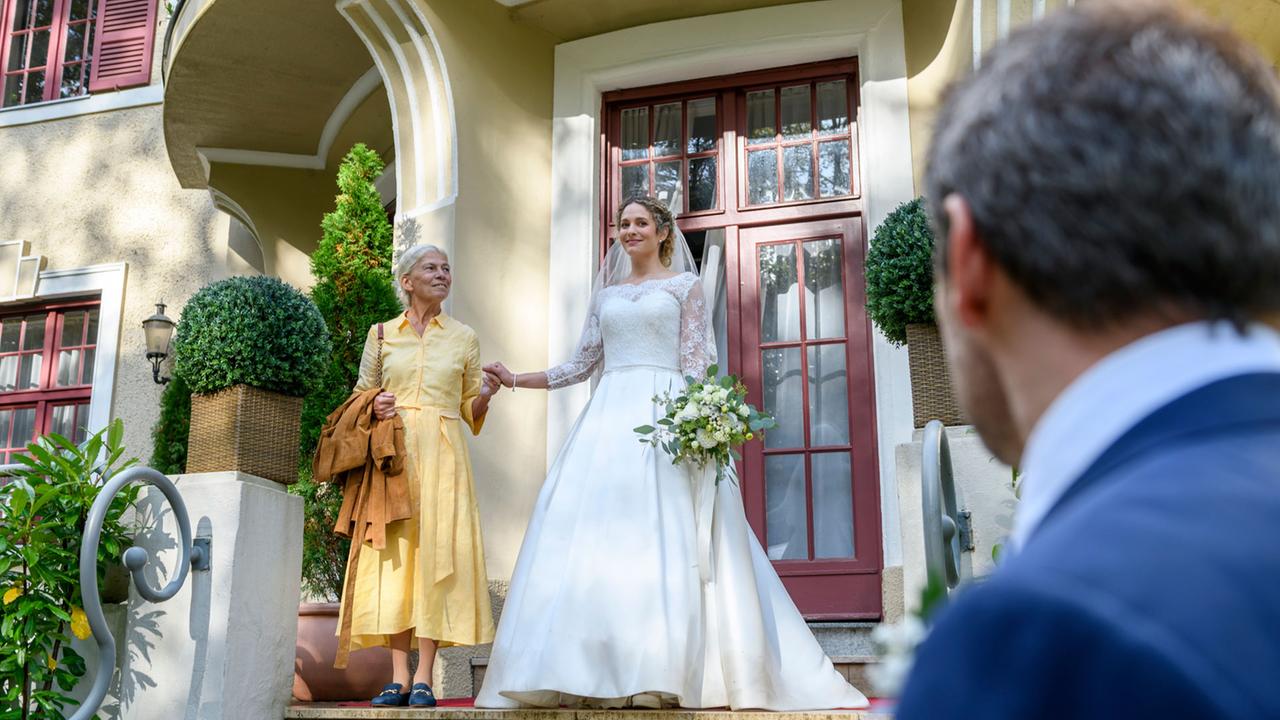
[888,428,1016,616]
[117,471,303,720]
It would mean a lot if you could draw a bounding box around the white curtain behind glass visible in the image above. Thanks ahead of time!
[699,229,729,378]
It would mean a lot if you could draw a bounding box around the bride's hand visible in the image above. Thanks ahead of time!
[484,362,514,388]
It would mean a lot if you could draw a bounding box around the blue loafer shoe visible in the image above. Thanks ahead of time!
[371,683,409,706]
[408,682,437,707]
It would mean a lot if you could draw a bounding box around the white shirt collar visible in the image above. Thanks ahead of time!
[1012,320,1280,551]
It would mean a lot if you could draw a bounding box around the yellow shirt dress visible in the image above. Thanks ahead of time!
[338,312,495,651]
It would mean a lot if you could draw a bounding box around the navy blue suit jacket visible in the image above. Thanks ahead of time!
[897,372,1280,719]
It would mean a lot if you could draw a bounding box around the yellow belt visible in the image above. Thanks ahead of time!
[396,403,461,585]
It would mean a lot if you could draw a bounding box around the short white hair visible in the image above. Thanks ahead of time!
[394,244,449,307]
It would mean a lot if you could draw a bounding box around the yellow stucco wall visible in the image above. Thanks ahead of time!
[900,0,1280,194]
[412,0,557,580]
[902,0,969,195]
[206,163,336,290]
[0,103,229,462]
[1184,0,1280,69]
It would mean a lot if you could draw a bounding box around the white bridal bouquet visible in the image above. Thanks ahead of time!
[634,365,777,483]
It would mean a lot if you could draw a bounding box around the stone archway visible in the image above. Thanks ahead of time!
[337,0,458,263]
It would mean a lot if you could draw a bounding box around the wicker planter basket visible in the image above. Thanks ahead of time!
[905,323,966,428]
[187,384,303,484]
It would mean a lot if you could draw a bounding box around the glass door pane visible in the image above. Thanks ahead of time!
[743,78,855,207]
[807,344,849,446]
[613,96,720,216]
[51,401,90,444]
[766,453,808,560]
[620,106,649,160]
[758,244,799,342]
[803,238,845,338]
[652,102,681,158]
[687,97,717,152]
[745,89,775,145]
[654,160,682,211]
[780,85,811,140]
[762,347,804,449]
[813,451,854,558]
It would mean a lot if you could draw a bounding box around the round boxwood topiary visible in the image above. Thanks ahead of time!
[174,276,331,397]
[865,197,936,346]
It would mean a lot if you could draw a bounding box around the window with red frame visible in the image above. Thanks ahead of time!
[2,0,98,106]
[2,0,159,108]
[0,302,99,461]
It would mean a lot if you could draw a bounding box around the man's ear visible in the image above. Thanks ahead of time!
[943,194,996,332]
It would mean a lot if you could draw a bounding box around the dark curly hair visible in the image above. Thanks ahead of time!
[616,195,677,267]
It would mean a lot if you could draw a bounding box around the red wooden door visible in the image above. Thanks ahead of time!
[737,217,881,619]
[603,59,881,619]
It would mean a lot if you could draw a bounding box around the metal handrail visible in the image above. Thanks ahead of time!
[921,420,968,598]
[159,0,191,85]
[1,462,208,720]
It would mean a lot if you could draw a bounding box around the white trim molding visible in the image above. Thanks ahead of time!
[0,85,163,128]
[337,0,458,262]
[548,0,916,566]
[209,189,261,244]
[25,263,128,437]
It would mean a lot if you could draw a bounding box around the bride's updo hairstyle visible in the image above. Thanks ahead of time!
[616,195,677,268]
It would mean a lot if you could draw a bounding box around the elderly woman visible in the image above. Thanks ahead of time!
[339,243,500,707]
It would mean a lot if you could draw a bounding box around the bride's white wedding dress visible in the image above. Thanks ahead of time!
[476,272,868,710]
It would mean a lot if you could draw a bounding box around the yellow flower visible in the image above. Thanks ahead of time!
[71,607,91,640]
[46,654,57,671]
[2,587,20,605]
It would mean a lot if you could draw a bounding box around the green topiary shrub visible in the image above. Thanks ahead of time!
[293,143,401,601]
[865,197,937,346]
[150,372,192,474]
[173,276,331,397]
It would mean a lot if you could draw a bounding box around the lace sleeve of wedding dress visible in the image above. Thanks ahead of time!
[679,273,716,378]
[545,305,604,389]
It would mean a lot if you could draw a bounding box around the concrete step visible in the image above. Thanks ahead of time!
[466,655,881,702]
[284,707,893,719]
[459,624,881,698]
[288,623,887,719]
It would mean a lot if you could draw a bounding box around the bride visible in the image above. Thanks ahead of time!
[476,196,868,711]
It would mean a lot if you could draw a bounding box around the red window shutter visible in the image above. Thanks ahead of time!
[88,0,159,92]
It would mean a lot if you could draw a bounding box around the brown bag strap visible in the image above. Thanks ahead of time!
[374,323,385,388]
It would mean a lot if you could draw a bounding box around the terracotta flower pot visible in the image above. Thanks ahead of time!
[293,602,394,702]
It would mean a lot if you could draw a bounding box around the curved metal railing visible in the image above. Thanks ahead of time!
[921,420,971,599]
[72,467,208,720]
[1,463,207,720]
[160,0,192,84]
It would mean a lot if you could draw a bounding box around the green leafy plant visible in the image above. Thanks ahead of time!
[172,275,331,398]
[291,467,349,601]
[150,373,192,475]
[0,420,139,719]
[293,143,401,601]
[865,197,936,346]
